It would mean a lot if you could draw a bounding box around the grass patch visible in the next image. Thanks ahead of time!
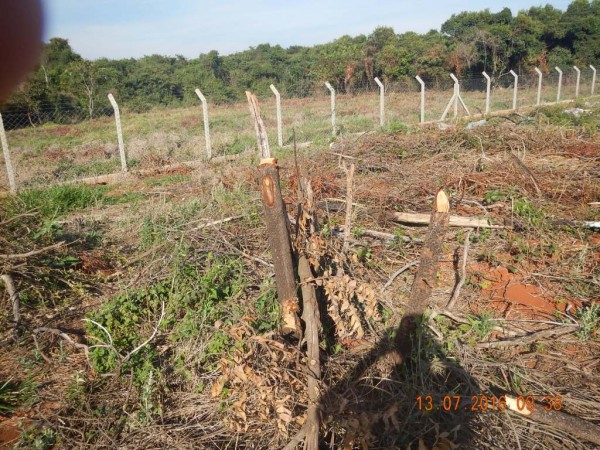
[85,251,247,420]
[16,184,107,218]
[144,174,192,187]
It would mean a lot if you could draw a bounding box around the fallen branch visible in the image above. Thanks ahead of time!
[446,229,472,310]
[509,150,542,197]
[389,212,504,228]
[282,428,307,450]
[342,162,355,252]
[0,211,38,227]
[122,301,165,364]
[381,260,418,291]
[550,219,600,229]
[1,274,20,332]
[476,325,576,348]
[33,327,90,364]
[504,395,600,446]
[357,228,415,243]
[0,241,65,260]
[188,215,244,232]
[395,190,450,361]
[219,236,272,268]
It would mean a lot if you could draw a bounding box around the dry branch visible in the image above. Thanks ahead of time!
[1,273,20,331]
[247,91,300,337]
[342,163,355,252]
[0,241,65,260]
[358,228,415,243]
[446,229,471,310]
[504,395,600,446]
[298,255,321,450]
[509,150,542,197]
[33,327,90,364]
[188,215,243,232]
[246,91,271,159]
[381,260,418,291]
[396,190,450,360]
[389,212,504,228]
[476,325,576,349]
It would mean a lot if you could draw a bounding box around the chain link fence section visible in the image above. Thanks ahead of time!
[0,68,593,191]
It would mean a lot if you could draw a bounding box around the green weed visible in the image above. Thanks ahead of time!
[466,311,495,339]
[575,303,600,341]
[15,427,56,450]
[513,197,545,227]
[252,283,280,333]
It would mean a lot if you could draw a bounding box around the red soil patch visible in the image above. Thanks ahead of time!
[474,265,571,319]
[78,250,114,276]
[562,141,600,158]
[180,115,200,129]
[0,416,29,449]
[44,148,68,161]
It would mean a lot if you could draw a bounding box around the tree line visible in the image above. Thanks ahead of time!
[1,0,599,128]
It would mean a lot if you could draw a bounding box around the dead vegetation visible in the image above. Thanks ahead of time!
[0,103,599,449]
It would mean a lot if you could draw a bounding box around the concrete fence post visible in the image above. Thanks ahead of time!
[269,84,283,147]
[573,66,581,98]
[374,77,385,127]
[441,73,470,120]
[534,68,543,106]
[0,113,16,193]
[590,65,597,96]
[194,89,212,159]
[107,93,127,172]
[450,73,459,118]
[325,81,336,136]
[555,67,563,102]
[510,70,518,110]
[482,71,491,114]
[415,75,425,123]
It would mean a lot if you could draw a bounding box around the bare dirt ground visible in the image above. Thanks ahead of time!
[0,104,599,449]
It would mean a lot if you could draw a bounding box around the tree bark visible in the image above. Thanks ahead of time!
[246,91,300,337]
[504,395,600,446]
[395,190,450,361]
[298,255,321,450]
[389,211,503,228]
[258,158,301,336]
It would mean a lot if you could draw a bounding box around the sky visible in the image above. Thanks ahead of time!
[44,0,574,60]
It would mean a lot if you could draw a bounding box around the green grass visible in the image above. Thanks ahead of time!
[144,174,192,187]
[0,379,21,414]
[17,184,108,218]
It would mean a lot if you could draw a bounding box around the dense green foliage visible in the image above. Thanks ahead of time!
[2,0,599,127]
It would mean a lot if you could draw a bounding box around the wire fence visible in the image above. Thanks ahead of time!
[0,67,596,192]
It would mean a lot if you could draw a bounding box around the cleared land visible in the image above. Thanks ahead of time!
[0,100,599,449]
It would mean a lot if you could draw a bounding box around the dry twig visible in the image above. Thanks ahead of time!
[342,162,355,252]
[446,229,472,309]
[1,273,20,331]
[381,260,418,291]
[0,241,65,260]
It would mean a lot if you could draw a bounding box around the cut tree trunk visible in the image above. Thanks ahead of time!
[395,190,450,361]
[247,91,301,337]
